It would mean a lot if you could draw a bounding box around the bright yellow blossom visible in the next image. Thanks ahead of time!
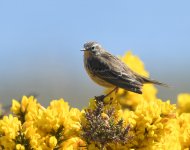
[0,115,21,149]
[16,144,25,150]
[177,93,190,114]
[178,113,190,149]
[48,136,57,148]
[0,115,21,139]
[11,99,21,115]
[120,99,177,149]
[61,137,86,150]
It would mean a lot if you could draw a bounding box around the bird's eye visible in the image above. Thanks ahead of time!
[91,46,95,50]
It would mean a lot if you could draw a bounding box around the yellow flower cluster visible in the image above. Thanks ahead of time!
[0,97,85,149]
[0,51,190,150]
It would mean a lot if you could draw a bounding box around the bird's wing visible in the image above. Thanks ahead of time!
[87,52,143,94]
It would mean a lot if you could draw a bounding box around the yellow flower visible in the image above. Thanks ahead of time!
[61,137,86,150]
[120,99,176,149]
[24,125,45,149]
[0,115,21,139]
[36,99,70,133]
[20,96,37,113]
[25,99,82,148]
[64,108,82,137]
[153,117,180,150]
[16,144,25,150]
[0,115,21,149]
[0,136,16,149]
[178,113,190,149]
[11,96,43,125]
[177,93,190,114]
[11,99,21,115]
[49,136,57,148]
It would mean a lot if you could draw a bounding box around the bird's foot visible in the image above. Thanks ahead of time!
[95,95,105,101]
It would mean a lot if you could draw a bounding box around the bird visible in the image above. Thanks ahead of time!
[81,41,167,100]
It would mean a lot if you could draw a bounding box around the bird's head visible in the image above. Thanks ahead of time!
[81,41,105,55]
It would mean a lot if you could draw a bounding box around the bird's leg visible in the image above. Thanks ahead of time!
[95,87,118,101]
[105,87,118,97]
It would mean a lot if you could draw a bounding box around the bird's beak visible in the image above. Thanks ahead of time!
[80,48,87,51]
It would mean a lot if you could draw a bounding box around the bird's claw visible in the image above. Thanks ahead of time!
[95,95,105,101]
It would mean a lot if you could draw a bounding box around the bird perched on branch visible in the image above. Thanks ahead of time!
[81,41,167,100]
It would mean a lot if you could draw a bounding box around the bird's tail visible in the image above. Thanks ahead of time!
[138,75,169,87]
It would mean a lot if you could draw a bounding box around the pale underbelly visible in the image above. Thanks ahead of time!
[87,70,114,88]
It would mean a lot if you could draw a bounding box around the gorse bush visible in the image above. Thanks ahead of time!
[0,52,190,150]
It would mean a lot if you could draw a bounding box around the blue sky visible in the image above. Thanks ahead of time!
[0,1,190,108]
